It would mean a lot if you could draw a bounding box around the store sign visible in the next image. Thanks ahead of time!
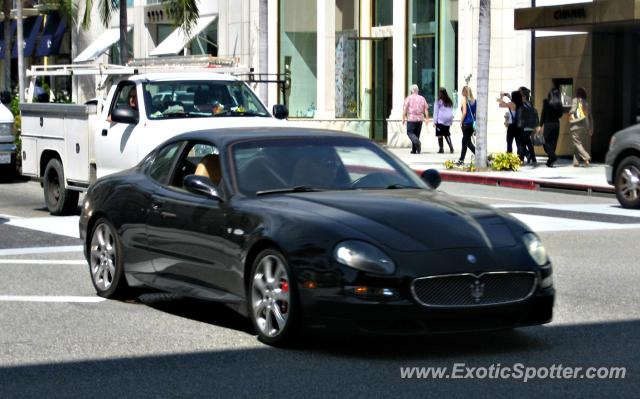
[553,7,587,20]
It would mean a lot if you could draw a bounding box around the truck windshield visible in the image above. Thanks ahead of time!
[142,80,270,119]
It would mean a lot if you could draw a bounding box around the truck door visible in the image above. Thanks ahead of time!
[96,81,143,178]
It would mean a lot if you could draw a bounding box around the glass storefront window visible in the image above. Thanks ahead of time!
[279,0,317,118]
[373,0,393,27]
[407,0,437,106]
[189,22,218,56]
[335,0,359,118]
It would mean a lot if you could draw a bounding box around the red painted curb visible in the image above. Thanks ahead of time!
[414,169,614,194]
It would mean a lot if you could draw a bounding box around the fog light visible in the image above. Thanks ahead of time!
[354,286,368,295]
[540,275,553,289]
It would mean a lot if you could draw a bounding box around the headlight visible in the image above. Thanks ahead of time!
[334,240,396,275]
[522,233,549,266]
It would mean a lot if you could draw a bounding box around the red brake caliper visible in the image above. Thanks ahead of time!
[279,281,289,313]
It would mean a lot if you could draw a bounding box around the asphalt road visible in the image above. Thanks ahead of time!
[0,180,638,398]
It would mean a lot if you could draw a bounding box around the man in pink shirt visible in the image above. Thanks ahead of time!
[402,84,429,154]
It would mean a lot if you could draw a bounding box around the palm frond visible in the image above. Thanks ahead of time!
[98,0,118,29]
[163,0,200,38]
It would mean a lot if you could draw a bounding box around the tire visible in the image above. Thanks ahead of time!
[88,218,130,298]
[615,155,640,209]
[43,158,79,215]
[247,249,300,346]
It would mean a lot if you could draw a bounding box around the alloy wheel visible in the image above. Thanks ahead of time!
[90,223,117,291]
[619,165,640,202]
[251,254,291,338]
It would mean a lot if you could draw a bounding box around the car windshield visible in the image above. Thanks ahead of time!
[142,80,269,119]
[231,137,428,195]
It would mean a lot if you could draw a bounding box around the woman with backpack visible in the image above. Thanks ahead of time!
[569,87,593,167]
[433,87,454,153]
[540,88,564,167]
[457,86,476,165]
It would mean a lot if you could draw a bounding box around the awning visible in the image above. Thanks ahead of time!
[0,20,17,59]
[73,26,132,63]
[35,13,68,57]
[13,16,43,58]
[149,15,217,56]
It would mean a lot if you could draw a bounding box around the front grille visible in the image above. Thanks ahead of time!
[411,272,537,307]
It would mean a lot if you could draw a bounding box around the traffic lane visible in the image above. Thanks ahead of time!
[0,263,93,296]
[0,320,637,398]
[440,181,618,206]
[0,179,82,218]
[0,223,81,249]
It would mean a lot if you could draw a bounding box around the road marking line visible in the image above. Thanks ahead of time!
[0,259,86,265]
[0,245,83,256]
[0,295,105,303]
[7,216,80,239]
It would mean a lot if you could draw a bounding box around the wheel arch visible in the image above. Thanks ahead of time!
[243,238,287,289]
[40,149,62,178]
[85,211,109,253]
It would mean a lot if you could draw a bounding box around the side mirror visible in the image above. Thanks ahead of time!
[183,175,223,201]
[111,106,139,125]
[272,104,289,120]
[1,91,11,105]
[421,169,442,189]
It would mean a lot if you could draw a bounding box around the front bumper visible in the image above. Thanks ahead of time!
[605,165,614,185]
[299,285,555,335]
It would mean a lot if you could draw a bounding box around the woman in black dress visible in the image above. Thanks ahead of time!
[540,88,564,167]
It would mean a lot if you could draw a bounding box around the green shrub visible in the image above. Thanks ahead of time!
[490,152,522,171]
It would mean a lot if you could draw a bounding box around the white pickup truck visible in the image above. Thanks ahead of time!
[20,72,288,215]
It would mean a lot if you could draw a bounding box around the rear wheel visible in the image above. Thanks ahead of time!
[248,249,299,346]
[89,218,130,298]
[615,156,640,209]
[43,158,79,215]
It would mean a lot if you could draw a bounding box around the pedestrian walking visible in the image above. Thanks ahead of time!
[540,88,563,167]
[569,87,593,167]
[519,87,538,165]
[498,91,525,160]
[457,86,476,165]
[433,87,454,153]
[402,84,429,154]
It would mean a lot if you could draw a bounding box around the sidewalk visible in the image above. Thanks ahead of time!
[387,145,613,195]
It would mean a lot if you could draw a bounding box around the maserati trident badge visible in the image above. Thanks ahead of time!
[470,280,485,303]
[467,254,477,264]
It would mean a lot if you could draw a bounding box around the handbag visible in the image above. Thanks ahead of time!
[532,127,545,146]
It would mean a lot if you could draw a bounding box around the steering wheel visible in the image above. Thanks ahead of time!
[350,172,400,189]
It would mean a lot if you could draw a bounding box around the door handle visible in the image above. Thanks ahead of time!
[160,211,177,219]
[101,129,108,136]
[151,202,162,211]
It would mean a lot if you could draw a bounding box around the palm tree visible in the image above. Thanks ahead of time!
[79,0,200,65]
[475,0,491,169]
[3,0,10,92]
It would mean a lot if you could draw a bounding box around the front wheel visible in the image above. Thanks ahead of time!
[615,155,640,209]
[43,158,79,215]
[88,218,130,298]
[248,249,299,346]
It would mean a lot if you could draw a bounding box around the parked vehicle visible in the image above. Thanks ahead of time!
[20,71,288,215]
[605,123,640,208]
[0,102,16,179]
[80,127,555,346]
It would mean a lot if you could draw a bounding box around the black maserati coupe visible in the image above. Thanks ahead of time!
[80,127,554,345]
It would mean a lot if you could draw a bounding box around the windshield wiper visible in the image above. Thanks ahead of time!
[256,186,323,196]
[385,184,421,189]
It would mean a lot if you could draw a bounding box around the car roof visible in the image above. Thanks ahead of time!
[167,127,369,148]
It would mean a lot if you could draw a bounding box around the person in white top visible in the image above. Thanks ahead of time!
[433,87,454,153]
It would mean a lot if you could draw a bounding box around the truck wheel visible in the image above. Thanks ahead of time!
[615,155,640,209]
[43,158,79,215]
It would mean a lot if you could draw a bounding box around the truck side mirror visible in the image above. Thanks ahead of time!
[272,104,288,120]
[111,107,139,125]
[0,91,10,105]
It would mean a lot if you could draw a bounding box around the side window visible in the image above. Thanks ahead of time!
[148,142,183,184]
[110,82,137,116]
[171,142,220,189]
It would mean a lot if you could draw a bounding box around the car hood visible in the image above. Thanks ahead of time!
[260,189,519,252]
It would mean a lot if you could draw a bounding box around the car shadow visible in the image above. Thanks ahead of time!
[0,319,638,397]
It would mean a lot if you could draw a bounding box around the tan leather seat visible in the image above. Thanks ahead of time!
[194,154,221,185]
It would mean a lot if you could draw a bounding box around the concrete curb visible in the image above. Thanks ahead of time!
[414,169,615,195]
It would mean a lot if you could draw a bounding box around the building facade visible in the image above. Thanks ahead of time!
[516,0,640,161]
